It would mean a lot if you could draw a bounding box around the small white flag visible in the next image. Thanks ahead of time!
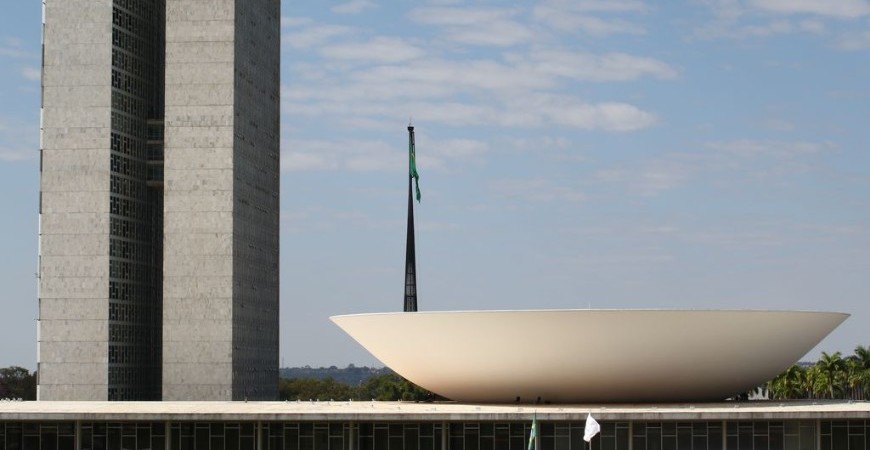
[584,413,600,442]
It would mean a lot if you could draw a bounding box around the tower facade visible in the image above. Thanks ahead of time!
[37,0,279,401]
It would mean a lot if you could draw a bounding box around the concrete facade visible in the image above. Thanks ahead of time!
[37,0,279,401]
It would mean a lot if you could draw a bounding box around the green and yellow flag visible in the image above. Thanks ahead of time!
[409,126,421,202]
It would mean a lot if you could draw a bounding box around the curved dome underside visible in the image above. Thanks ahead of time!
[331,310,847,403]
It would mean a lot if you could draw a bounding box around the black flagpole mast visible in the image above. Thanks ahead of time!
[404,124,418,312]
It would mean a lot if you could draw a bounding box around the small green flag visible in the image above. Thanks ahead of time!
[528,416,537,450]
[409,138,421,202]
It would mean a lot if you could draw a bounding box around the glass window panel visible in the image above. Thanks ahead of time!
[832,428,847,450]
[727,435,739,450]
[40,432,57,450]
[465,426,480,450]
[770,425,784,450]
[820,436,831,450]
[329,423,343,437]
[211,436,225,450]
[24,436,40,449]
[649,427,663,450]
[226,428,239,450]
[314,426,328,449]
[405,426,420,450]
[617,425,630,450]
[800,425,816,450]
[821,422,831,435]
[240,436,255,450]
[678,426,692,450]
[58,435,76,450]
[480,423,493,437]
[212,423,225,436]
[109,426,122,450]
[710,425,723,450]
[195,426,210,450]
[480,437,494,450]
[152,436,166,450]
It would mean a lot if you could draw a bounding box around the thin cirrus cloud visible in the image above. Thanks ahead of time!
[20,65,40,82]
[282,137,489,173]
[407,6,536,47]
[0,118,37,162]
[489,178,587,203]
[331,0,377,15]
[696,0,868,42]
[748,0,870,19]
[319,37,424,63]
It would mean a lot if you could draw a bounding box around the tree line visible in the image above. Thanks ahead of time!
[767,345,870,400]
[278,373,437,402]
[0,366,36,400]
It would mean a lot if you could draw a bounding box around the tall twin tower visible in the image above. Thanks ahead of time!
[37,0,280,400]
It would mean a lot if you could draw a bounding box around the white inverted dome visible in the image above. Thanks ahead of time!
[331,309,847,403]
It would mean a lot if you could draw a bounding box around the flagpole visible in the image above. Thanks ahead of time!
[404,124,418,312]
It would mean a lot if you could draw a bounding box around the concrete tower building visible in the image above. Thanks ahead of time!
[37,0,280,401]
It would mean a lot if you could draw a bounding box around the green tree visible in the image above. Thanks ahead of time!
[0,366,37,400]
[816,351,847,399]
[768,364,806,400]
[278,377,356,401]
[846,345,870,400]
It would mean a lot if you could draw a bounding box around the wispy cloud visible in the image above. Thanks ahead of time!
[0,118,38,162]
[836,29,870,50]
[592,160,692,197]
[20,65,40,82]
[282,139,397,172]
[489,178,586,203]
[695,0,868,43]
[283,23,356,48]
[408,6,535,47]
[332,0,377,15]
[506,50,677,81]
[319,37,424,63]
[282,136,489,173]
[704,139,836,157]
[749,0,870,19]
[533,0,647,36]
[0,37,36,60]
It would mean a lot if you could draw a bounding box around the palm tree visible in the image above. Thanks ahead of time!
[847,345,870,399]
[816,351,847,399]
[768,365,806,400]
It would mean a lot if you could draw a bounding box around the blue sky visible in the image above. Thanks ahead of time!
[1,0,869,370]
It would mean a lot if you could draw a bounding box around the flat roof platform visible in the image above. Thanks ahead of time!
[1,400,869,422]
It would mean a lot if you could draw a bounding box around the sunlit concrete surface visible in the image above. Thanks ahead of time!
[331,310,848,403]
[1,400,869,421]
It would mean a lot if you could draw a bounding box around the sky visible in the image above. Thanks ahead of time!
[1,0,869,370]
